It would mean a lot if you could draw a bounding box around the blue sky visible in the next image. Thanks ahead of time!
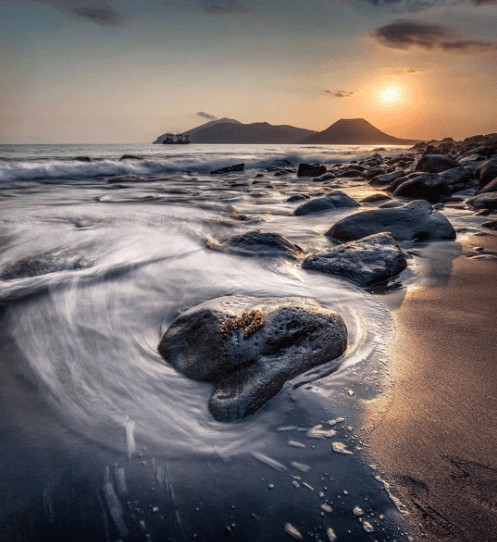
[1,0,496,142]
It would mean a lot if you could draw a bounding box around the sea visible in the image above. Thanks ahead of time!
[0,143,480,541]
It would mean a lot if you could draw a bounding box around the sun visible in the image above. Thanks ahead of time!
[382,88,398,102]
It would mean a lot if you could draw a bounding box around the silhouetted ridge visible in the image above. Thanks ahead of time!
[304,118,418,145]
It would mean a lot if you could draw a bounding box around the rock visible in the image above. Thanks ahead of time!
[438,166,476,192]
[482,220,497,230]
[215,230,303,259]
[475,158,497,188]
[74,156,91,162]
[363,167,387,179]
[210,164,245,174]
[287,193,310,202]
[336,169,363,178]
[302,232,407,287]
[313,172,336,181]
[119,154,142,161]
[477,177,497,194]
[467,193,497,211]
[326,200,456,242]
[393,173,451,203]
[415,155,460,173]
[294,191,359,216]
[297,164,327,177]
[158,296,348,422]
[369,170,405,186]
[360,193,391,204]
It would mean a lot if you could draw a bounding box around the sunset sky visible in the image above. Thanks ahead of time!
[1,0,496,143]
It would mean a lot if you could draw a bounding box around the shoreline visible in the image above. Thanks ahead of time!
[364,231,497,541]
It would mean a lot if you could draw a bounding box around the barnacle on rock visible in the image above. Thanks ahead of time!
[219,310,265,340]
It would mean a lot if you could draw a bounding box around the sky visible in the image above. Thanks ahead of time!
[1,0,496,143]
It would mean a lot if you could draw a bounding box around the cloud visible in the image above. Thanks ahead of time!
[357,0,496,13]
[0,0,123,26]
[70,4,121,26]
[197,111,218,120]
[325,89,357,98]
[371,21,497,54]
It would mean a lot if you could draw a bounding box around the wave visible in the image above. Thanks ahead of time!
[0,147,408,183]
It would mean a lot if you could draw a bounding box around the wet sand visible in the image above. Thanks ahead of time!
[365,231,497,541]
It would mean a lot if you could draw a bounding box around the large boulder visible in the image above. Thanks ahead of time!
[475,158,497,188]
[158,297,347,422]
[294,191,359,216]
[369,170,405,186]
[438,166,476,192]
[326,200,456,242]
[415,155,460,173]
[392,173,451,203]
[477,177,497,194]
[213,230,303,259]
[302,232,407,287]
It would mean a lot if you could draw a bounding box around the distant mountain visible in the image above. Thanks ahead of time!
[303,118,418,145]
[188,121,316,144]
[153,117,241,144]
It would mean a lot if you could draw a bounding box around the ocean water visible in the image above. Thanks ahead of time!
[0,143,473,541]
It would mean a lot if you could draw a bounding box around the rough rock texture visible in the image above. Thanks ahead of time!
[326,200,456,242]
[216,230,303,259]
[158,297,348,422]
[476,158,497,188]
[467,193,497,211]
[294,191,359,216]
[297,164,327,177]
[393,173,452,203]
[415,155,460,173]
[302,232,407,287]
[438,167,476,192]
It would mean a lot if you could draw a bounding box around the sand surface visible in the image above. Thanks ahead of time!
[365,231,497,541]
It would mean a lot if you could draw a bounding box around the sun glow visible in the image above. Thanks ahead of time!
[382,88,398,102]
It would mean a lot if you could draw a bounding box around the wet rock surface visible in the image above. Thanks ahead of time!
[158,296,348,422]
[302,232,407,287]
[415,154,461,173]
[297,163,327,177]
[326,200,457,242]
[476,158,497,187]
[393,173,452,203]
[294,191,359,216]
[211,230,303,259]
[467,193,497,211]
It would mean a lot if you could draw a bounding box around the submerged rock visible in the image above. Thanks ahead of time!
[302,232,407,287]
[326,200,456,242]
[297,164,327,177]
[210,163,245,174]
[212,230,303,259]
[294,191,359,216]
[158,297,348,422]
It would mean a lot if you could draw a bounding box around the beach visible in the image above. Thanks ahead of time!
[365,231,497,542]
[0,142,495,541]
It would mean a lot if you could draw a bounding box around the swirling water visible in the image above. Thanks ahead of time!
[0,143,445,541]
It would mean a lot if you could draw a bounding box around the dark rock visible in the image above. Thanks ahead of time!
[294,191,359,216]
[438,167,476,192]
[362,167,387,180]
[158,296,347,422]
[475,158,497,188]
[74,156,91,162]
[360,193,391,204]
[482,220,497,230]
[336,169,363,178]
[313,172,336,181]
[326,200,456,242]
[287,193,310,202]
[119,154,142,161]
[467,193,497,211]
[217,230,303,259]
[475,209,490,216]
[477,177,497,194]
[255,173,264,178]
[211,164,245,174]
[415,154,460,173]
[393,173,451,203]
[302,232,407,287]
[369,170,405,186]
[297,164,327,177]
